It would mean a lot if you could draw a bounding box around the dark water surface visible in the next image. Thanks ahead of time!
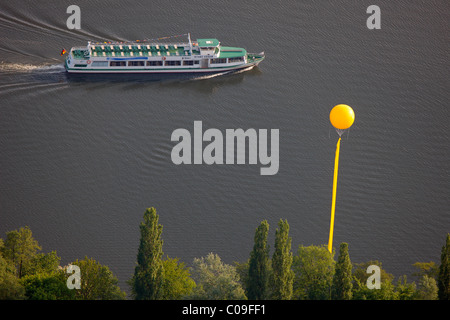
[1,1,449,292]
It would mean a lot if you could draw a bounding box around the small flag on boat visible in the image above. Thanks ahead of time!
[60,48,67,56]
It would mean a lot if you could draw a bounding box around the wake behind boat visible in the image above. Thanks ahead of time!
[64,33,264,76]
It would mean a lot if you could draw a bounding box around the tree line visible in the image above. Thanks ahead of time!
[1,207,449,300]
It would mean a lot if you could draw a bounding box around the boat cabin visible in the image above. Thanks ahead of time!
[195,39,220,56]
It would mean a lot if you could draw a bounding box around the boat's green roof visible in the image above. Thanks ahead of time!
[197,39,220,47]
[219,46,247,58]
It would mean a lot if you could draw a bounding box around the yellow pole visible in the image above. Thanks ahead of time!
[328,137,341,253]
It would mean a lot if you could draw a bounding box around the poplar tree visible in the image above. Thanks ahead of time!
[131,207,165,300]
[438,233,450,300]
[271,219,294,299]
[247,220,270,299]
[332,242,353,300]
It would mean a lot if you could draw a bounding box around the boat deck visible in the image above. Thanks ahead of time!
[71,43,246,60]
[72,43,202,59]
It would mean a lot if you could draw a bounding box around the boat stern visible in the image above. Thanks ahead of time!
[65,45,91,72]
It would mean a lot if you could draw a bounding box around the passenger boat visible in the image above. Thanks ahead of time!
[64,33,264,75]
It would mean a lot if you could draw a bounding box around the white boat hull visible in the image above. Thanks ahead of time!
[66,65,254,74]
[65,59,262,75]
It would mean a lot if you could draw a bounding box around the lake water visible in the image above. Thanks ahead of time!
[0,0,448,293]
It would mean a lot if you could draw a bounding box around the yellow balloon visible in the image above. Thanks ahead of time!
[330,104,355,130]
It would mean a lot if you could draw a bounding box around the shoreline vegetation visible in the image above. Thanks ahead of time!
[1,207,449,300]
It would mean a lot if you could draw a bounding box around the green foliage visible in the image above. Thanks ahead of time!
[20,271,75,300]
[0,252,26,299]
[415,275,438,300]
[352,261,396,300]
[352,260,393,285]
[438,233,450,300]
[186,253,246,300]
[160,257,195,299]
[352,277,396,300]
[0,216,448,301]
[71,256,126,300]
[332,243,353,300]
[131,207,165,300]
[394,275,416,300]
[20,250,75,300]
[293,244,334,300]
[247,220,270,300]
[1,226,41,278]
[22,251,61,278]
[271,219,294,300]
[234,260,250,295]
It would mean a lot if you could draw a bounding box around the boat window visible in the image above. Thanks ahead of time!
[228,57,244,63]
[128,61,145,66]
[210,58,227,64]
[74,64,87,67]
[110,61,126,67]
[147,61,163,66]
[183,60,194,66]
[91,61,108,67]
[165,60,181,66]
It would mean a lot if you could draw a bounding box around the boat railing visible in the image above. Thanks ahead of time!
[88,33,192,47]
[71,46,88,51]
